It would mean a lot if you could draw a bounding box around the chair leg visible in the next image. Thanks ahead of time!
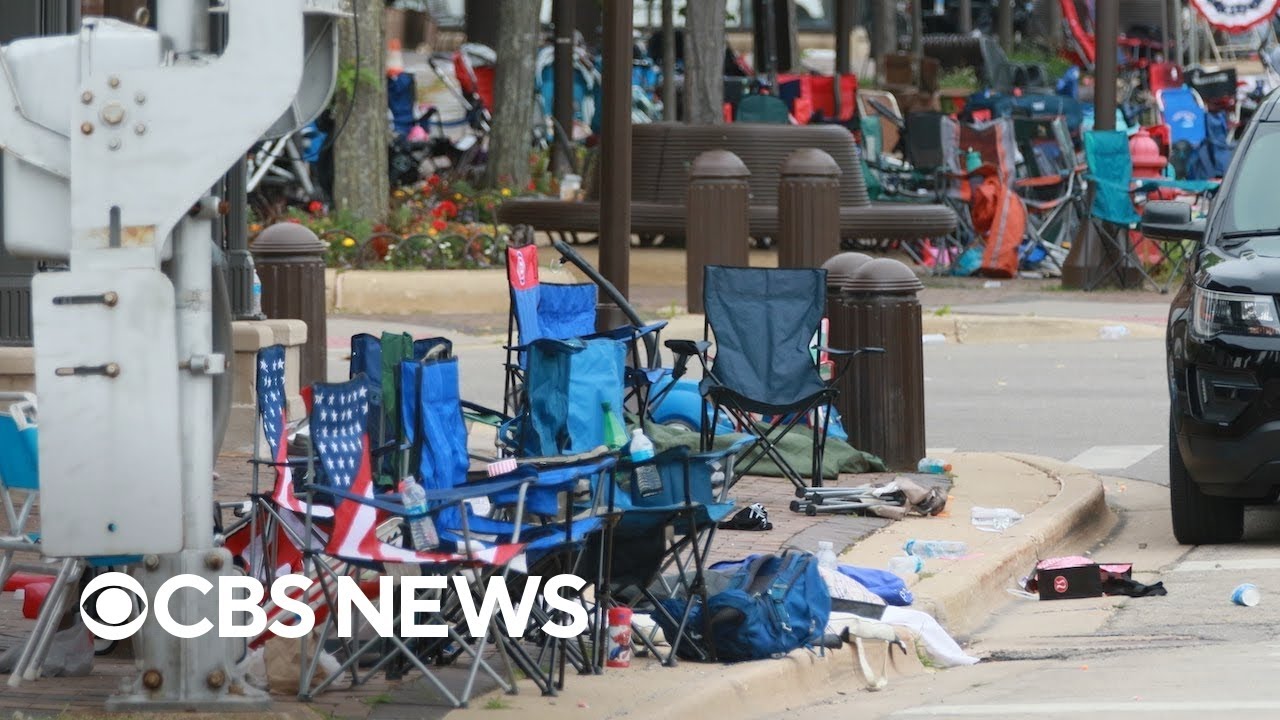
[8,558,81,686]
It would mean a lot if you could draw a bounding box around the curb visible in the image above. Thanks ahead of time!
[624,633,926,720]
[909,454,1116,636]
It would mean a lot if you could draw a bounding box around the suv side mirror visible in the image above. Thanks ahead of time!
[1141,200,1205,243]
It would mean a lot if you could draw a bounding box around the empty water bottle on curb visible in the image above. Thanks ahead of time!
[904,539,967,559]
[888,556,924,577]
[971,506,1024,532]
[399,476,439,550]
[629,428,663,498]
[816,541,838,570]
[917,457,952,474]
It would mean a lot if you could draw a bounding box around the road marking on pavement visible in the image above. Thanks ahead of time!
[1067,445,1162,470]
[894,700,1280,715]
[1171,558,1280,572]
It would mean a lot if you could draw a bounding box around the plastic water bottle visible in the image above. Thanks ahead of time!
[251,269,263,317]
[888,556,924,577]
[399,477,439,550]
[971,507,1024,532]
[816,541,838,571]
[629,428,663,498]
[917,457,952,474]
[602,402,627,451]
[903,539,967,559]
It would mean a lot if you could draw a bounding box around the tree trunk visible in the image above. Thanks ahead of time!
[486,0,540,189]
[333,0,388,223]
[684,0,726,124]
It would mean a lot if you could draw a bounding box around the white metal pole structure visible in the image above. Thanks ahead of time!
[0,0,342,709]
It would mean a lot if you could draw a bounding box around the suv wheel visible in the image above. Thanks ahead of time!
[1169,415,1244,544]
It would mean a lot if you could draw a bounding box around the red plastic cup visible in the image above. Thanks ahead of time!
[605,607,633,668]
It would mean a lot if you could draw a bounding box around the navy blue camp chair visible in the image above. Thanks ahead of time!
[667,266,884,492]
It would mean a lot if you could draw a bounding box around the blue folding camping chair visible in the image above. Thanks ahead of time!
[0,394,139,685]
[499,242,666,431]
[399,355,615,692]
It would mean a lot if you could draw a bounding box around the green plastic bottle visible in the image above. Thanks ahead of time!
[602,401,627,450]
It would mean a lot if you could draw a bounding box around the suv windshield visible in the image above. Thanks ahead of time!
[1218,123,1280,244]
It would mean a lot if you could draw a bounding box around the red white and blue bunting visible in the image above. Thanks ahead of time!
[1189,0,1280,33]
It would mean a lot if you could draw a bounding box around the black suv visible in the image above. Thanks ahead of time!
[1144,99,1280,544]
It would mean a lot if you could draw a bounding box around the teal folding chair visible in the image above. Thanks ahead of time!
[1083,130,1218,292]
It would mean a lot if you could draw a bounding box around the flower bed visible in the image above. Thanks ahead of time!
[252,170,562,270]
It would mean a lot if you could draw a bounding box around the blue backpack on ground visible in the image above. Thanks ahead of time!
[663,551,830,662]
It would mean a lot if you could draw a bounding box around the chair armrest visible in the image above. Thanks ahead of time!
[247,456,311,468]
[665,339,710,357]
[370,439,399,459]
[305,473,533,519]
[462,400,509,425]
[819,346,886,356]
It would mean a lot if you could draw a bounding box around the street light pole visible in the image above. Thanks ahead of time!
[552,0,575,176]
[597,0,631,330]
[1061,0,1119,290]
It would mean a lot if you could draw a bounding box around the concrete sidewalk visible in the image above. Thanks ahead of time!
[322,246,1171,345]
[0,452,1112,720]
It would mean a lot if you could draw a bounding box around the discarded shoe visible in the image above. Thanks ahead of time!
[718,503,773,531]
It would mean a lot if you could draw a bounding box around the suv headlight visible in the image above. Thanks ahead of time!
[1191,287,1280,337]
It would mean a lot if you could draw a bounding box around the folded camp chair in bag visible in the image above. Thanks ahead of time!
[588,443,741,665]
[297,377,532,707]
[399,355,615,693]
[349,332,453,486]
[0,394,140,686]
[1083,130,1217,292]
[667,267,884,492]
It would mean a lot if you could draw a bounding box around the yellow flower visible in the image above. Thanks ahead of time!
[394,189,406,199]
[427,228,439,237]
[342,237,356,247]
[501,187,512,197]
[454,193,463,200]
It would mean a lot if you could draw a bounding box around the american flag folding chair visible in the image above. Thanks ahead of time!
[220,345,332,588]
[399,355,616,693]
[297,377,533,708]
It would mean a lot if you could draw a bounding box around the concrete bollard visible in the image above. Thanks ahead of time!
[837,258,926,471]
[250,223,328,388]
[686,150,751,314]
[779,148,842,269]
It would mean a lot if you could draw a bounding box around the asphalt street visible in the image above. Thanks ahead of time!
[924,338,1170,485]
[774,476,1280,719]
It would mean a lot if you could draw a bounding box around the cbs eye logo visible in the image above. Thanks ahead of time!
[80,572,148,641]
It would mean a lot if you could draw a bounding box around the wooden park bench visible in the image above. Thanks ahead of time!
[497,122,957,246]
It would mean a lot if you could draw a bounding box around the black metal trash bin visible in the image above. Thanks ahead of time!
[834,258,925,471]
[251,223,327,388]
